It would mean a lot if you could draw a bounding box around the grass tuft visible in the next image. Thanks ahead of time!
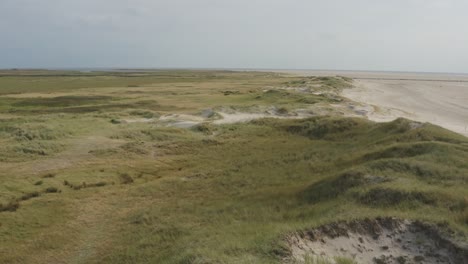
[0,201,20,212]
[34,180,43,186]
[44,187,60,193]
[18,191,41,201]
[119,173,134,184]
[358,188,437,207]
[41,173,56,178]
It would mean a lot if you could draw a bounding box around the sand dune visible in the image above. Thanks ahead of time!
[343,77,468,136]
[281,70,468,136]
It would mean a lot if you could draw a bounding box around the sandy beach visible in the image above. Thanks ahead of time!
[281,70,468,136]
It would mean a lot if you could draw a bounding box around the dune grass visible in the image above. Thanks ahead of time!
[0,70,466,263]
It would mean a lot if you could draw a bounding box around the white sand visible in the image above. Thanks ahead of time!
[213,112,273,124]
[343,78,468,136]
[277,70,468,136]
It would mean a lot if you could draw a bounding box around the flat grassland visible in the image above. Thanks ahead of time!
[0,70,467,263]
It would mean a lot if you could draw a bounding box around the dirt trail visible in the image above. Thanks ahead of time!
[38,135,125,172]
[0,133,147,263]
[6,187,121,264]
[0,135,126,176]
[42,193,118,264]
[65,193,118,264]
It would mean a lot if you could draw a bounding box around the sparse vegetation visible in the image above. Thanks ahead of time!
[334,257,358,264]
[191,123,214,135]
[285,76,352,92]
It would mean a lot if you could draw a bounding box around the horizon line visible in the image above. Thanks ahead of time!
[1,67,468,76]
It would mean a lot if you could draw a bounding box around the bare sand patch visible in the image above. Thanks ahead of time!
[286,218,468,264]
[213,107,320,125]
[122,118,155,124]
[157,114,205,128]
[213,112,274,124]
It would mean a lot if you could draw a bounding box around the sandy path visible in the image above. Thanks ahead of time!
[342,79,468,136]
[213,112,273,124]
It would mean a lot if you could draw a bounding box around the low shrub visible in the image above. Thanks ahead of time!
[44,187,60,193]
[303,170,367,202]
[0,201,20,212]
[191,123,213,135]
[64,180,107,190]
[358,188,436,207]
[42,173,55,178]
[34,180,43,186]
[119,173,134,184]
[87,181,107,188]
[18,191,40,201]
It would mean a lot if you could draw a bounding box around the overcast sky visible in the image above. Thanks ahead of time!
[1,0,467,72]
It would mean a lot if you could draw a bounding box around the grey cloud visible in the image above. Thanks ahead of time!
[0,0,467,72]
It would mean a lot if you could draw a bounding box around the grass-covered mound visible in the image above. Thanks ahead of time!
[85,117,466,263]
[0,71,466,263]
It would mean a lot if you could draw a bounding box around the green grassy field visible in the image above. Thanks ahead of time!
[0,70,466,263]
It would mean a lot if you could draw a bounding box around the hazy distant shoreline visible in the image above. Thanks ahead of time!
[2,68,468,78]
[276,69,468,81]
